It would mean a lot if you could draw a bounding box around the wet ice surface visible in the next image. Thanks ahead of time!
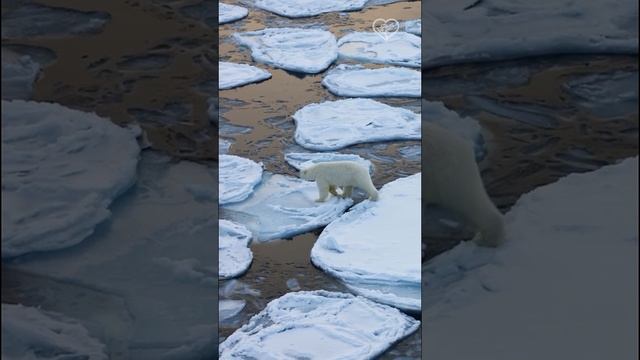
[219,220,253,280]
[5,152,217,359]
[285,152,373,173]
[322,64,420,97]
[312,174,421,312]
[234,28,337,73]
[294,98,421,150]
[564,71,639,118]
[424,158,639,359]
[423,0,639,68]
[219,290,419,360]
[254,0,368,18]
[219,61,271,90]
[1,303,108,360]
[1,101,140,258]
[223,173,353,241]
[219,3,248,24]
[338,32,421,68]
[219,154,263,205]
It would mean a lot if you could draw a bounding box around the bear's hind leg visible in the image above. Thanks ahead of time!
[342,186,353,198]
[329,185,340,197]
[316,180,330,202]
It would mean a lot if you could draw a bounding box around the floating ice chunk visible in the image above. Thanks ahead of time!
[424,100,485,160]
[1,49,39,100]
[403,19,421,36]
[338,32,421,68]
[219,62,271,90]
[219,220,253,279]
[219,138,232,154]
[219,290,420,359]
[322,64,420,97]
[1,304,107,360]
[219,300,246,322]
[234,28,337,73]
[424,158,639,358]
[312,174,421,311]
[224,173,352,241]
[285,151,373,173]
[424,0,639,68]
[286,278,301,291]
[1,100,139,258]
[219,154,263,205]
[294,98,421,151]
[254,0,367,18]
[219,3,248,24]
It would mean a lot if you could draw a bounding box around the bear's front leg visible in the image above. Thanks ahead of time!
[316,180,330,202]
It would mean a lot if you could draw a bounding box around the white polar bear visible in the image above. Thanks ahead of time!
[300,161,379,202]
[425,122,505,247]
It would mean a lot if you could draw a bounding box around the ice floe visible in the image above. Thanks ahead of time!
[312,174,421,311]
[424,100,485,160]
[219,61,271,90]
[1,48,39,100]
[254,0,367,18]
[219,220,253,279]
[219,3,248,24]
[1,100,140,258]
[322,64,420,97]
[223,173,352,241]
[285,152,373,173]
[403,19,421,36]
[219,300,246,323]
[1,304,107,360]
[234,28,337,73]
[424,157,639,359]
[219,290,420,359]
[338,32,421,68]
[219,154,263,205]
[423,0,639,68]
[294,98,420,151]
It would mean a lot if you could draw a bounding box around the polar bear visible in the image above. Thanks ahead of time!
[425,122,505,247]
[300,161,379,202]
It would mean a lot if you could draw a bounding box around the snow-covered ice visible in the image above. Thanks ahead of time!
[294,98,421,151]
[223,173,352,241]
[423,0,639,68]
[403,19,421,36]
[322,64,420,97]
[254,0,367,18]
[1,100,140,258]
[234,28,337,73]
[285,151,373,173]
[219,220,253,279]
[424,100,485,160]
[219,154,263,205]
[219,3,248,24]
[219,290,420,359]
[219,61,271,90]
[312,174,421,311]
[338,32,421,68]
[1,304,107,360]
[424,157,639,359]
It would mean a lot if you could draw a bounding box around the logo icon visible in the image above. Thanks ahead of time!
[372,18,399,41]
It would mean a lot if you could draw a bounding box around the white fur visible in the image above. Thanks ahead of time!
[300,161,379,202]
[424,122,505,247]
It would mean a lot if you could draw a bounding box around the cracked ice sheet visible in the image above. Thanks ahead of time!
[234,28,337,74]
[219,154,263,205]
[219,3,248,24]
[423,0,639,68]
[219,290,419,359]
[424,100,485,160]
[311,174,421,312]
[294,98,421,151]
[322,64,420,98]
[219,220,253,279]
[219,62,271,90]
[7,152,218,359]
[1,100,140,258]
[338,32,421,68]
[223,173,352,241]
[254,0,367,18]
[424,158,639,359]
[1,304,107,360]
[285,152,373,173]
